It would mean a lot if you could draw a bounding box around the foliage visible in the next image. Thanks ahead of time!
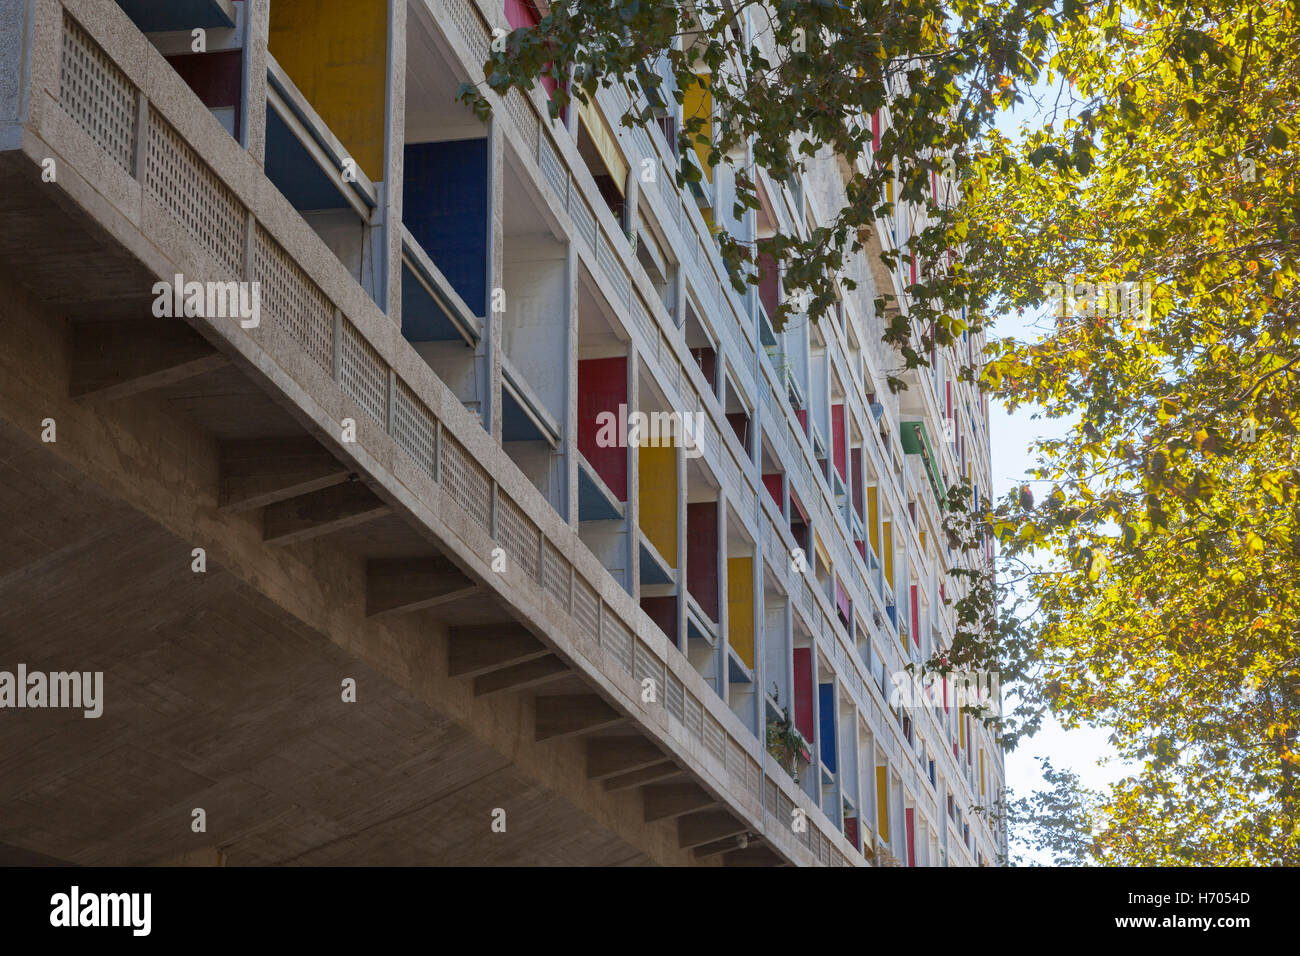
[967,0,1300,864]
[765,685,808,779]
[1008,758,1099,865]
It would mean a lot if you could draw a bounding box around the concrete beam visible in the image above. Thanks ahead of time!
[601,761,685,792]
[534,694,628,742]
[677,810,748,849]
[70,319,228,401]
[219,437,350,512]
[447,623,550,678]
[262,481,391,546]
[643,782,717,823]
[472,655,570,697]
[366,557,477,617]
[693,834,750,859]
[586,737,667,782]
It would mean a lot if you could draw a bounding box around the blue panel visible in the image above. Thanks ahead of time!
[265,109,351,212]
[639,542,673,587]
[401,265,467,343]
[818,683,837,772]
[404,140,488,317]
[502,388,546,443]
[728,652,752,685]
[116,0,234,31]
[578,463,621,522]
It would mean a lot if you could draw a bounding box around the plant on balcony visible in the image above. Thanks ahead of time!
[766,686,809,779]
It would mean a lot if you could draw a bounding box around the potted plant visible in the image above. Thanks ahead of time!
[766,686,810,778]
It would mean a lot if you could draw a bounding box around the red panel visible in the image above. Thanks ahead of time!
[905,808,916,866]
[691,347,717,389]
[504,0,540,28]
[577,357,628,500]
[795,409,808,435]
[851,448,864,519]
[910,584,920,647]
[641,595,677,648]
[831,404,847,481]
[686,502,719,621]
[503,0,558,99]
[165,51,242,138]
[758,252,780,318]
[726,412,749,452]
[856,539,866,562]
[762,473,783,507]
[845,817,859,848]
[790,490,809,525]
[793,647,814,741]
[835,576,851,624]
[871,111,881,152]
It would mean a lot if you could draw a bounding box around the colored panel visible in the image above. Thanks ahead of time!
[980,749,986,795]
[832,404,847,480]
[578,97,628,190]
[641,595,677,647]
[867,486,879,551]
[577,358,628,500]
[686,501,718,619]
[818,683,836,772]
[682,74,712,183]
[758,251,779,317]
[404,140,489,316]
[269,0,388,181]
[910,584,920,647]
[640,444,677,567]
[905,808,916,866]
[793,648,814,742]
[852,448,864,519]
[835,576,850,624]
[883,521,893,588]
[845,817,859,848]
[875,766,889,842]
[166,50,242,138]
[727,556,754,668]
[762,473,782,507]
[725,412,749,451]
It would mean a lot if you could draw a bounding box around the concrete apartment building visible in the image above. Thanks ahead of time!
[0,0,1004,866]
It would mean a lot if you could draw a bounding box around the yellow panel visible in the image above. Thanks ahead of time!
[813,532,831,574]
[639,445,677,567]
[875,766,889,842]
[578,97,628,191]
[270,0,388,182]
[867,486,879,551]
[883,521,893,588]
[727,557,754,668]
[682,74,713,183]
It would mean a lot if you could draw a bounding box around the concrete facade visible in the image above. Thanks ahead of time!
[0,0,1003,866]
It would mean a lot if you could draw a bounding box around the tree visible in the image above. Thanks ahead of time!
[968,0,1300,864]
[1009,758,1099,865]
[459,0,1055,376]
